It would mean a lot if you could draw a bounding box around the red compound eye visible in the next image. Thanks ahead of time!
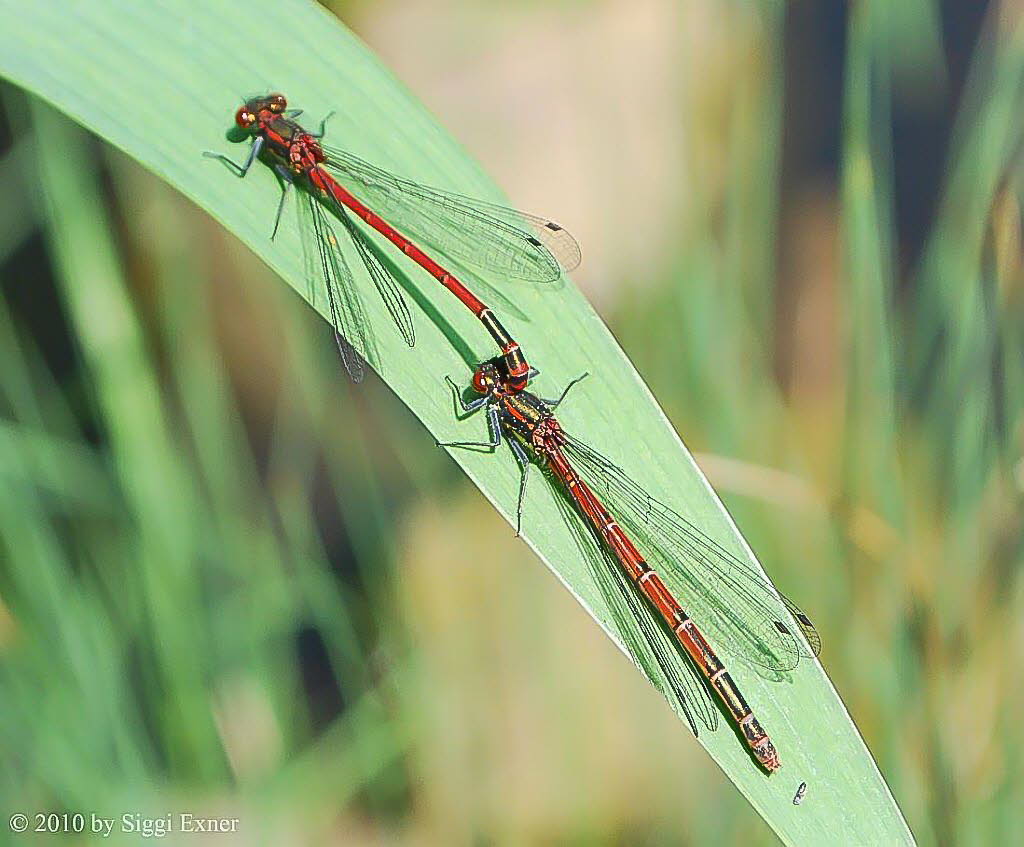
[471,370,488,393]
[235,107,256,129]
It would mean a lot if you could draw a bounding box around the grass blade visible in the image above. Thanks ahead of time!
[0,0,912,840]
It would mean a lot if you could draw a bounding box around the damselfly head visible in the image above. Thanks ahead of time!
[235,94,288,130]
[471,362,501,394]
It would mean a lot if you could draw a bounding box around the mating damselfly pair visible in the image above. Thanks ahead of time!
[206,93,820,773]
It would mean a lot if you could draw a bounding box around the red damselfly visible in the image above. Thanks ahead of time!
[204,93,579,386]
[438,358,820,772]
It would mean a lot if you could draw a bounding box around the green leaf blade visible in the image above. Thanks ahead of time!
[0,0,912,842]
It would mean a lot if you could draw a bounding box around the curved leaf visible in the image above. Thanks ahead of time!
[0,0,912,842]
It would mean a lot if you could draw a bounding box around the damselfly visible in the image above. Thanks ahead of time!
[438,358,820,772]
[205,93,579,386]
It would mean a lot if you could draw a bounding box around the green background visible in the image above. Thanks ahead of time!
[1,0,1021,844]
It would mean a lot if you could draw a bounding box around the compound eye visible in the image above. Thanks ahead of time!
[471,371,488,393]
[235,107,255,129]
[268,93,287,112]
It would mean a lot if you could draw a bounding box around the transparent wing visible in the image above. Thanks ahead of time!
[331,200,415,348]
[322,147,581,283]
[300,194,370,382]
[554,488,718,736]
[563,435,821,673]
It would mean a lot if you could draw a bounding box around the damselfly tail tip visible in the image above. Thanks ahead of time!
[754,739,781,774]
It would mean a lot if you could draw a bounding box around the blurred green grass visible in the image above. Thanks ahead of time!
[0,0,1022,844]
